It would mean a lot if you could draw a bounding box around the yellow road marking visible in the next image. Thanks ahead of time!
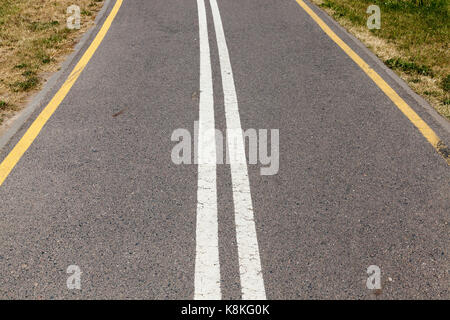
[0,0,123,186]
[296,0,449,165]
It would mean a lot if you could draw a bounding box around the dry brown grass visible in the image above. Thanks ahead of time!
[0,0,104,124]
[310,0,450,120]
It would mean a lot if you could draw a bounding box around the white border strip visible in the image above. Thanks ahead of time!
[194,0,221,300]
[209,0,266,300]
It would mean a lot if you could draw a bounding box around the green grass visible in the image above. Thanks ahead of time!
[318,0,449,65]
[313,0,450,120]
[0,0,19,26]
[0,0,104,124]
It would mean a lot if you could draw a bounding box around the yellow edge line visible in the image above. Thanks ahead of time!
[0,0,123,186]
[296,0,449,165]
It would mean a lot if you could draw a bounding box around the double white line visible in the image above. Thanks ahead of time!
[195,0,266,300]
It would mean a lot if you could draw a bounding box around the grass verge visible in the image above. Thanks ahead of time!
[309,0,450,120]
[0,0,104,125]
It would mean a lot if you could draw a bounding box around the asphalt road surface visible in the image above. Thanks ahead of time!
[0,0,448,299]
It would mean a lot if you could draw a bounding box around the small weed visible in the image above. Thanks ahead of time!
[11,76,39,92]
[0,100,8,110]
[0,100,17,111]
[21,70,36,77]
[14,63,29,69]
[385,58,434,77]
[81,9,92,16]
[424,90,440,97]
[442,75,450,92]
[28,20,60,32]
[35,49,52,64]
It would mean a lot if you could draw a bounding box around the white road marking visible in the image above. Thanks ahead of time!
[209,0,267,300]
[194,0,221,300]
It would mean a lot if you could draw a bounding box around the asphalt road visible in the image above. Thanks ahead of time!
[0,0,448,299]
